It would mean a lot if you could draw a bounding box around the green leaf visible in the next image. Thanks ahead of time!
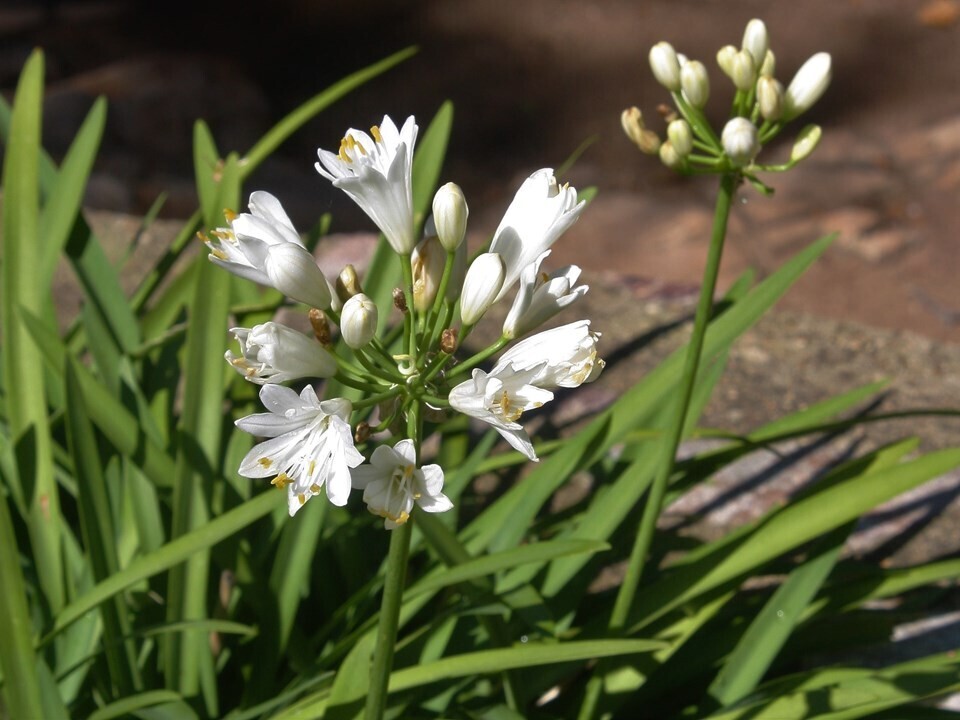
[87,691,191,720]
[407,539,610,599]
[705,653,960,720]
[42,490,284,647]
[164,152,240,709]
[192,120,220,221]
[241,46,417,176]
[0,48,65,612]
[38,96,106,284]
[64,359,140,695]
[411,101,453,224]
[627,447,960,632]
[285,640,664,719]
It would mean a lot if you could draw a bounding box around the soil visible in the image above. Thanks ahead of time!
[1,0,958,341]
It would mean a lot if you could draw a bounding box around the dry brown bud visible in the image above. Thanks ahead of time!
[392,287,408,313]
[440,327,459,354]
[308,308,332,347]
[354,421,371,444]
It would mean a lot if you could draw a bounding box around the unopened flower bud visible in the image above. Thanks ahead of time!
[649,42,682,91]
[731,49,757,92]
[392,287,408,313]
[226,322,336,385]
[336,263,362,302]
[783,52,832,120]
[621,107,661,154]
[757,76,784,121]
[440,327,458,354]
[759,49,776,78]
[680,60,710,109]
[340,293,378,349]
[309,308,333,347]
[717,45,738,78]
[667,119,693,157]
[790,124,822,162]
[460,252,504,325]
[659,140,684,170]
[354,422,371,444]
[264,243,331,309]
[722,117,760,166]
[741,19,769,70]
[411,236,445,311]
[432,182,468,252]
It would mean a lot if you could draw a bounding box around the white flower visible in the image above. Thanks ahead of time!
[351,439,452,529]
[721,117,760,167]
[236,385,363,515]
[315,115,418,254]
[411,236,445,311]
[495,320,604,389]
[340,293,378,349]
[680,60,710,109]
[226,322,337,384]
[783,52,832,120]
[502,251,587,339]
[488,169,584,303]
[207,191,331,308]
[460,252,505,325]
[448,364,553,461]
[741,19,769,70]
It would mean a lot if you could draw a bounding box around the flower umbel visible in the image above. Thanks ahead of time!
[351,440,452,529]
[236,386,363,515]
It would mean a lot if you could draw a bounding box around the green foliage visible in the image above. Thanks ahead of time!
[0,46,958,720]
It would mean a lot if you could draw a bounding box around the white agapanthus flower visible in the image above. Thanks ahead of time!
[489,169,584,303]
[315,115,418,254]
[236,385,363,515]
[448,363,554,461]
[351,439,452,529]
[206,191,331,309]
[502,250,588,339]
[226,322,337,385]
[494,320,604,389]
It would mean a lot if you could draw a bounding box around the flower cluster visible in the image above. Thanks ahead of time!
[208,115,603,527]
[621,18,831,191]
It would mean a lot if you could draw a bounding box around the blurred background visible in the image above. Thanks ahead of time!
[2,0,958,341]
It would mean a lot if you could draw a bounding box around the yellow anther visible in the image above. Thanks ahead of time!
[309,460,317,476]
[309,483,321,494]
[498,390,523,422]
[271,472,291,489]
[223,208,238,222]
[371,125,383,144]
[258,457,273,468]
[298,493,306,506]
[210,248,228,261]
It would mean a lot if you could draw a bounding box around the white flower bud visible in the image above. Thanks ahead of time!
[721,118,760,167]
[621,107,661,154]
[757,76,784,121]
[411,236,445,311]
[264,243,332,309]
[783,52,832,120]
[717,45,738,78]
[667,119,693,157]
[659,140,683,170]
[460,252,504,325]
[791,124,822,163]
[731,49,757,92]
[340,293,378,349]
[741,19,769,71]
[649,42,682,91]
[432,182,468,251]
[680,60,710,109]
[759,49,776,78]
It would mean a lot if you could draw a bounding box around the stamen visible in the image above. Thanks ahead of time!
[258,457,273,468]
[309,483,321,494]
[210,248,229,261]
[498,390,523,422]
[223,208,238,222]
[371,125,383,144]
[298,493,306,506]
[271,472,291,489]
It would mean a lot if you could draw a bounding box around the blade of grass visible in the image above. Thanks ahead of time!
[0,48,65,611]
[64,359,141,696]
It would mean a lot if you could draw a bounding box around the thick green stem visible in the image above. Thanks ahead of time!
[579,172,737,720]
[364,404,420,720]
